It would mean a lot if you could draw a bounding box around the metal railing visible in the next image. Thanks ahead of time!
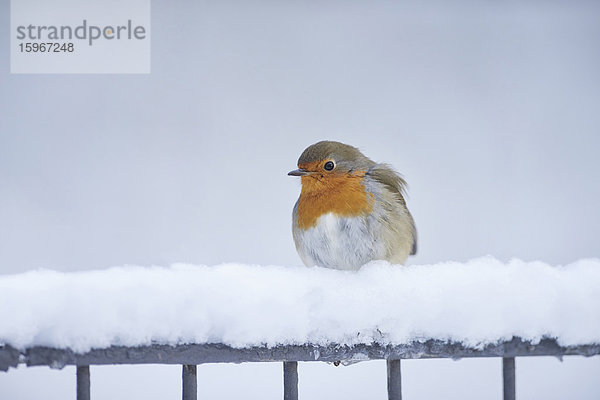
[1,338,599,400]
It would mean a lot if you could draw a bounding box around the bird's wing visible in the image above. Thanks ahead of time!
[368,164,418,255]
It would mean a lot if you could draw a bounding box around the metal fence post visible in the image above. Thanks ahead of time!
[76,365,90,400]
[283,361,298,400]
[387,359,402,400]
[503,357,515,400]
[182,365,197,400]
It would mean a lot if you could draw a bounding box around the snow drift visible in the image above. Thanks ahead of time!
[0,257,599,353]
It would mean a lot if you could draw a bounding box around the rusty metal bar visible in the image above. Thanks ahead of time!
[503,357,515,400]
[387,359,402,400]
[76,365,90,400]
[283,361,298,400]
[182,364,197,400]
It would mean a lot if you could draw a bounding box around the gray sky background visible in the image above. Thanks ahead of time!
[1,1,599,399]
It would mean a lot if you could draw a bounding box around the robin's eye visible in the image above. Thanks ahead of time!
[323,161,335,171]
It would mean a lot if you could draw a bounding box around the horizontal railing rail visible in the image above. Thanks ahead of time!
[1,337,599,400]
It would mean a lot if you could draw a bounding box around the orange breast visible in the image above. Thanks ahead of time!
[296,169,373,230]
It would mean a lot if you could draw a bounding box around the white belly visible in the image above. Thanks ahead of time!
[293,212,386,270]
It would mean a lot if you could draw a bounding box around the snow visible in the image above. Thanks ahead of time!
[0,257,599,353]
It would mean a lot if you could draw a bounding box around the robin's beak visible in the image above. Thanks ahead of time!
[288,168,309,176]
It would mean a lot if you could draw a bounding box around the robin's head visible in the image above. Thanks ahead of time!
[288,141,375,179]
[288,140,378,227]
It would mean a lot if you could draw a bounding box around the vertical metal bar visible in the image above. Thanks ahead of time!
[503,357,516,400]
[76,365,90,400]
[182,364,197,400]
[283,361,298,400]
[387,359,402,400]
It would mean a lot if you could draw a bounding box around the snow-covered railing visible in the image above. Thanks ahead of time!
[1,339,599,400]
[1,258,599,400]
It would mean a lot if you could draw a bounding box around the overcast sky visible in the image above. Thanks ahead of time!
[1,1,599,399]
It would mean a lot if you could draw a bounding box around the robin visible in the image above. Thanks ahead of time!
[288,140,417,270]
